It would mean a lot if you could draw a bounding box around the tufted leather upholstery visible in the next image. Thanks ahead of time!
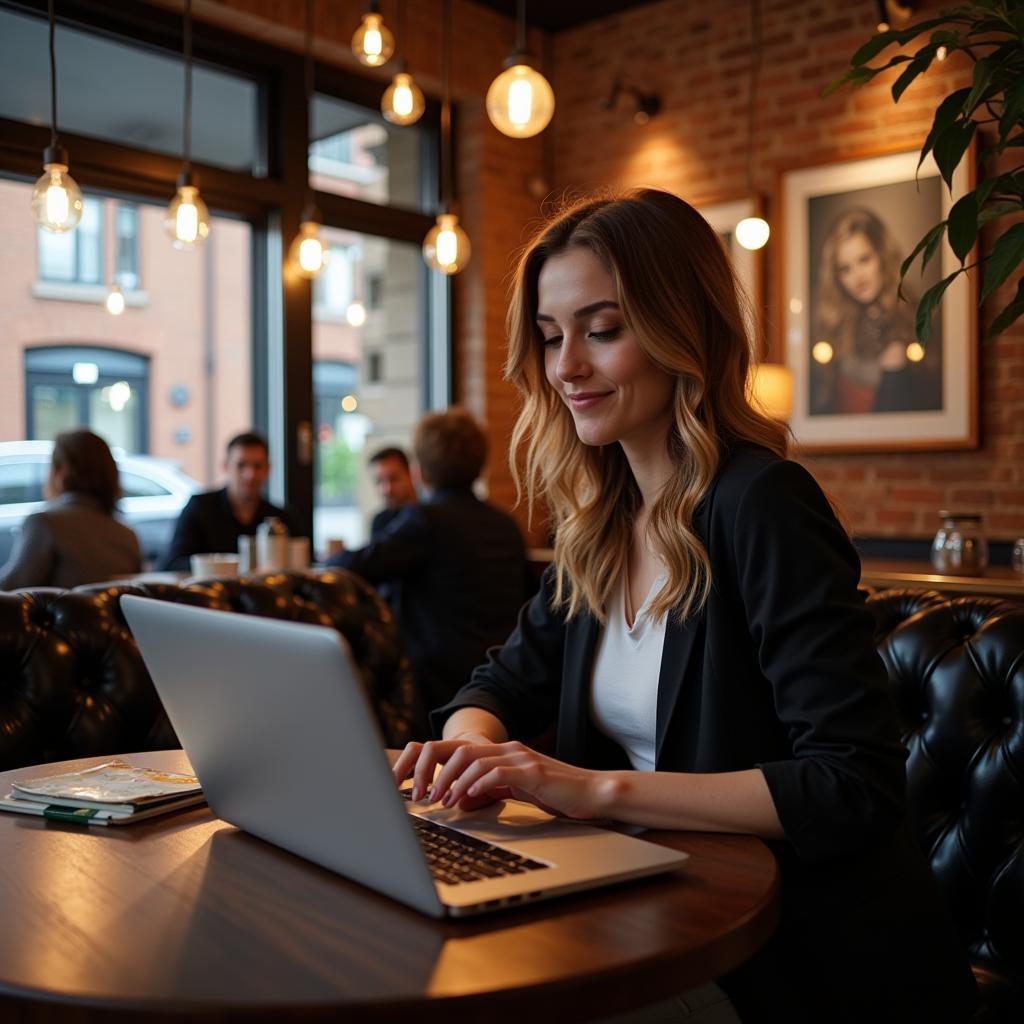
[867,591,1024,1022]
[0,569,421,772]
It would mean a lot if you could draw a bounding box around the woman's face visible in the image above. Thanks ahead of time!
[835,231,884,305]
[537,247,676,453]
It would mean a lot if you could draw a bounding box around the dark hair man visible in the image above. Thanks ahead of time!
[329,408,528,718]
[367,446,417,538]
[158,431,297,571]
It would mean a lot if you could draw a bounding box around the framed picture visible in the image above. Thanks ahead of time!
[780,148,977,452]
[699,196,765,355]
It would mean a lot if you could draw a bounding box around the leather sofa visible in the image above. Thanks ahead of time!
[0,578,1020,1017]
[0,568,421,774]
[865,589,1024,1022]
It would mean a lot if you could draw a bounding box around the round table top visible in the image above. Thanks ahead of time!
[0,751,780,1022]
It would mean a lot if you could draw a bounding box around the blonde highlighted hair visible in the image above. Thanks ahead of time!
[505,188,788,624]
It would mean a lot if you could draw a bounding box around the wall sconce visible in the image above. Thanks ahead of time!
[875,0,915,33]
[601,79,661,125]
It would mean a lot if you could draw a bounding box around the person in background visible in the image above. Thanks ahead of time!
[367,446,417,539]
[393,190,977,1023]
[159,431,296,571]
[0,430,142,590]
[330,408,528,715]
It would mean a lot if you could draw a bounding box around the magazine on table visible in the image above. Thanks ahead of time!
[0,760,205,826]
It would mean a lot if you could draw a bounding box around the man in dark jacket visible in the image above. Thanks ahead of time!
[159,431,296,571]
[330,409,528,714]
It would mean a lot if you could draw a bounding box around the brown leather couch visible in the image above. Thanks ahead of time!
[0,568,421,773]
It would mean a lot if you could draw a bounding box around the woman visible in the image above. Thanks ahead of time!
[394,191,977,1022]
[812,207,940,415]
[0,430,142,590]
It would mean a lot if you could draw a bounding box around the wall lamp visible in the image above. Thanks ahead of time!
[601,79,661,125]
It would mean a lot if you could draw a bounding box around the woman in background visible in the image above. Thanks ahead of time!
[0,430,142,590]
[394,190,976,1022]
[812,207,939,415]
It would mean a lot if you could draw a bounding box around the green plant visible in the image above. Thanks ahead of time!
[829,1,1024,342]
[317,436,359,502]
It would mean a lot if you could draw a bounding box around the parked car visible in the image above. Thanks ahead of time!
[0,441,201,568]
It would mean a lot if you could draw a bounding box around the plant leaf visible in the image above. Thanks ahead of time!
[899,223,947,283]
[978,200,1022,227]
[985,278,1024,339]
[981,222,1024,304]
[919,89,972,170]
[933,120,976,190]
[848,30,902,68]
[963,55,1000,115]
[1000,79,1024,140]
[892,47,936,103]
[916,272,961,345]
[823,66,879,95]
[947,193,979,263]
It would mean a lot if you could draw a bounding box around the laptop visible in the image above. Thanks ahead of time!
[120,595,688,918]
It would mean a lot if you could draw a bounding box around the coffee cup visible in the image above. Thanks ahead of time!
[189,553,240,578]
[288,537,311,571]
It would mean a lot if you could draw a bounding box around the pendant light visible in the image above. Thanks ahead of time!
[165,0,209,249]
[351,1,395,68]
[288,0,328,279]
[736,0,769,252]
[381,1,425,126]
[30,0,83,233]
[422,0,470,275]
[485,0,554,139]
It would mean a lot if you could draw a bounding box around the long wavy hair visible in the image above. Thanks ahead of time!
[813,208,909,360]
[506,189,788,624]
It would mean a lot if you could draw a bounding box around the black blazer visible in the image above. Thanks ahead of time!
[333,488,528,713]
[434,444,978,1022]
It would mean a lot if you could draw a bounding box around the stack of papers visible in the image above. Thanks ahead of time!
[0,760,205,826]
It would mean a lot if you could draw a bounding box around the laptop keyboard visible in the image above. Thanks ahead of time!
[408,812,548,886]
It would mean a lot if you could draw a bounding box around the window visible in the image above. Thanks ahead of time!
[0,7,263,175]
[312,229,425,550]
[38,198,102,285]
[310,93,426,212]
[116,204,140,290]
[25,346,149,452]
[0,460,46,505]
[313,242,359,320]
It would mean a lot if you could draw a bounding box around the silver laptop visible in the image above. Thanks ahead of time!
[120,595,688,918]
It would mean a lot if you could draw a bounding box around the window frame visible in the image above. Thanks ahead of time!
[0,0,444,537]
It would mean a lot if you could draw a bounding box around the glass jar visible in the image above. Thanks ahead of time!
[931,511,988,575]
[1012,538,1024,578]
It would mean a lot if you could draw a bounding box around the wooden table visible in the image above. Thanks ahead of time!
[859,558,1024,599]
[0,751,780,1023]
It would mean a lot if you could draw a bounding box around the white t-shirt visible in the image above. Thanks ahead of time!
[589,571,668,772]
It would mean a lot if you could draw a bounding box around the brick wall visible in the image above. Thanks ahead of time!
[550,0,1023,544]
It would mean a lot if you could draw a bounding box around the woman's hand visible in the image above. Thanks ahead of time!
[395,737,609,819]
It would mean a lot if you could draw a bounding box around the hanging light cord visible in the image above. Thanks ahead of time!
[746,0,762,195]
[441,0,451,209]
[183,0,193,173]
[515,0,527,55]
[397,0,406,64]
[304,0,314,211]
[47,0,58,149]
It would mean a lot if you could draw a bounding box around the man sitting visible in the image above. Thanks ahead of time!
[367,446,417,539]
[330,409,528,711]
[159,431,296,571]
